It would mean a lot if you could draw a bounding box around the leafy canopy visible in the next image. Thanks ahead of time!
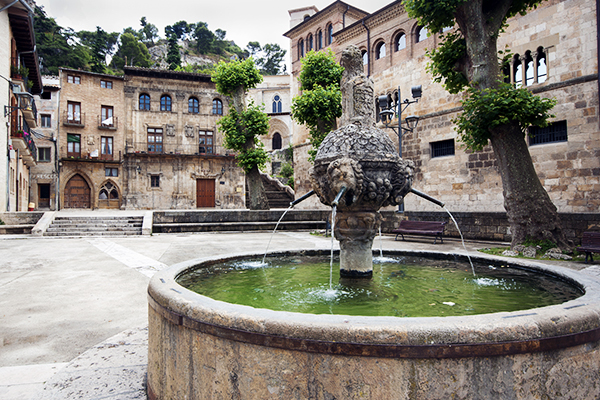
[291,49,343,161]
[212,58,263,96]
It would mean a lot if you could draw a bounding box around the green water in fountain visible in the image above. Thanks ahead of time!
[177,255,582,317]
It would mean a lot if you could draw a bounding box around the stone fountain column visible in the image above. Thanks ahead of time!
[309,45,415,278]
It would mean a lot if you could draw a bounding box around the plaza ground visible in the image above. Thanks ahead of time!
[0,214,594,399]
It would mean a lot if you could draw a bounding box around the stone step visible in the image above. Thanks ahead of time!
[44,216,144,237]
[46,226,142,233]
[44,230,143,237]
[48,222,143,228]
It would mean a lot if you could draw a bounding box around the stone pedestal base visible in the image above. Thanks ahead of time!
[334,211,381,278]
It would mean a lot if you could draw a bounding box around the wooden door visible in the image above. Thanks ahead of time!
[65,174,91,208]
[38,184,50,208]
[196,179,215,208]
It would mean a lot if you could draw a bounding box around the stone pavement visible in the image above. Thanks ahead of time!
[0,217,593,399]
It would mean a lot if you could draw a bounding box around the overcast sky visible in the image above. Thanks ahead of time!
[34,0,393,71]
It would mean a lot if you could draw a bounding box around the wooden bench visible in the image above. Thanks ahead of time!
[392,220,447,244]
[577,231,600,263]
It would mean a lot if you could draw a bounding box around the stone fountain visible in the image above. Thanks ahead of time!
[147,46,600,399]
[310,45,414,278]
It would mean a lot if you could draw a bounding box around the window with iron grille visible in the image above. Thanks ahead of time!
[431,139,455,158]
[528,120,567,146]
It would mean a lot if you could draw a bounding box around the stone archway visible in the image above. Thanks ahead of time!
[64,174,91,208]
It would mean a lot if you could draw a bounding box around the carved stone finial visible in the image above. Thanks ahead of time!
[340,45,375,127]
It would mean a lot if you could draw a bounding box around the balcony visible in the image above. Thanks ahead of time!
[19,95,37,128]
[125,142,225,157]
[98,115,118,130]
[11,129,37,166]
[63,111,85,127]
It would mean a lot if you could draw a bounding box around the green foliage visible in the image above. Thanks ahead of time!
[403,0,466,34]
[426,32,468,94]
[166,34,181,70]
[248,42,287,75]
[218,103,270,173]
[291,85,342,161]
[454,83,557,151]
[211,58,263,96]
[193,22,215,54]
[298,50,344,90]
[278,162,294,188]
[292,50,343,161]
[140,16,159,46]
[111,32,152,69]
[522,237,557,253]
[78,26,119,73]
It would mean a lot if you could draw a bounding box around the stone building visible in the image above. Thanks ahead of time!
[31,76,60,210]
[285,0,599,214]
[121,67,244,209]
[247,74,293,177]
[1,0,42,211]
[58,68,126,209]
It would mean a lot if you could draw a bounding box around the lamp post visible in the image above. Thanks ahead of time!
[378,85,422,211]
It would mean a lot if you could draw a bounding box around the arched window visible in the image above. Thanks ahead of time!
[417,26,428,43]
[212,98,223,115]
[188,97,199,114]
[395,33,406,51]
[99,181,119,200]
[327,24,333,45]
[513,54,523,88]
[524,51,534,86]
[272,132,282,150]
[362,50,368,65]
[307,34,313,51]
[298,39,304,59]
[317,30,323,50]
[272,95,282,113]
[139,94,150,111]
[160,95,171,111]
[375,42,386,59]
[536,47,547,84]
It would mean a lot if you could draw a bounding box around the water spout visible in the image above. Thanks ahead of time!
[332,186,347,207]
[410,188,445,208]
[290,190,315,207]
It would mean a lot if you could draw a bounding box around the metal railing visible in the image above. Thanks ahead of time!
[62,111,86,127]
[98,115,118,130]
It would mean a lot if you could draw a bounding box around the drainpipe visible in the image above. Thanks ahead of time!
[362,20,371,77]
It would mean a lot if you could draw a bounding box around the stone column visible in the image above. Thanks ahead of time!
[334,211,382,278]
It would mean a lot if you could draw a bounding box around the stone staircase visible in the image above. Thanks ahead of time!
[246,173,295,209]
[44,215,144,237]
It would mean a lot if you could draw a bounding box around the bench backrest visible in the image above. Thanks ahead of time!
[398,220,446,232]
[582,231,600,247]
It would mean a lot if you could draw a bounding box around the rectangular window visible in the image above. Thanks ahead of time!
[40,114,51,128]
[38,147,51,162]
[101,80,112,89]
[67,75,80,84]
[105,167,118,177]
[101,136,113,160]
[41,91,51,100]
[67,101,81,124]
[529,120,567,146]
[147,128,163,153]
[67,133,81,157]
[198,130,214,154]
[151,175,160,188]
[101,106,114,127]
[431,139,455,158]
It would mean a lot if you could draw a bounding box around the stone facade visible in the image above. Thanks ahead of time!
[121,67,245,210]
[31,76,60,210]
[285,0,599,214]
[58,68,126,209]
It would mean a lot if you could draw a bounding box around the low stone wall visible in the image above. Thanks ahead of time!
[381,211,600,245]
[0,212,45,225]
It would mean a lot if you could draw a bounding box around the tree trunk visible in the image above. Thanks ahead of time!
[489,125,569,249]
[231,87,269,210]
[455,0,569,250]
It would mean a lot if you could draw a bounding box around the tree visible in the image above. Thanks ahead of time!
[165,20,193,40]
[166,33,181,70]
[140,16,158,46]
[33,5,90,74]
[78,26,118,73]
[291,49,344,161]
[404,0,568,249]
[193,22,215,54]
[111,31,152,70]
[212,58,271,210]
[256,43,287,75]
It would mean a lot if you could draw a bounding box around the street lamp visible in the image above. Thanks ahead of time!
[378,85,422,158]
[378,85,422,211]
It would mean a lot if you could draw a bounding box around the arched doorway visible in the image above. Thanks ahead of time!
[64,174,91,208]
[98,181,120,209]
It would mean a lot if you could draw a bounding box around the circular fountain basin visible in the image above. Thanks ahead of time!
[147,250,600,399]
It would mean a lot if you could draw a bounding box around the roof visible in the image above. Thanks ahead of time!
[283,0,368,38]
[123,66,214,83]
[59,67,125,80]
[7,6,42,94]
